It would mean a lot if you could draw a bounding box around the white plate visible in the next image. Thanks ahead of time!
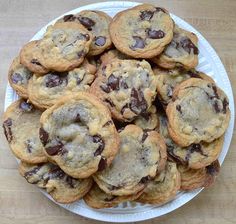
[4,1,235,223]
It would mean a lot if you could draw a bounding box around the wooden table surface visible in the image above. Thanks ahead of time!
[0,0,235,223]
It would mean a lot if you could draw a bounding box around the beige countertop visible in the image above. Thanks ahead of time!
[0,0,235,223]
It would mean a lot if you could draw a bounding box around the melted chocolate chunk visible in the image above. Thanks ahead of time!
[103,120,113,127]
[45,141,65,156]
[131,36,146,49]
[107,74,120,91]
[213,101,221,113]
[20,101,33,112]
[78,16,95,30]
[95,36,106,46]
[3,118,13,143]
[74,113,81,123]
[206,161,220,176]
[45,72,68,88]
[31,59,42,66]
[65,176,77,188]
[180,38,199,54]
[93,135,105,156]
[48,165,65,179]
[108,184,122,191]
[176,105,182,114]
[141,131,148,143]
[104,98,115,107]
[121,103,129,115]
[120,80,128,89]
[185,143,207,161]
[63,14,76,22]
[98,157,107,171]
[11,73,23,84]
[139,175,151,184]
[222,98,229,114]
[187,70,201,79]
[130,88,148,115]
[147,29,165,39]
[39,128,49,146]
[24,166,41,183]
[155,7,166,13]
[100,84,111,93]
[212,85,219,99]
[140,10,154,21]
[141,112,150,121]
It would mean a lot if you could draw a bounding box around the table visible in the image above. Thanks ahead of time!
[0,0,235,223]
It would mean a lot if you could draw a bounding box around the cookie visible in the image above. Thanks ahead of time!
[178,160,220,190]
[158,110,224,169]
[2,99,47,164]
[93,125,167,196]
[59,11,112,56]
[100,49,130,65]
[136,161,180,205]
[109,4,174,58]
[83,183,143,209]
[90,59,157,122]
[166,78,230,147]
[20,40,49,74]
[8,56,33,98]
[134,105,159,130]
[152,26,199,69]
[19,162,93,203]
[39,92,120,178]
[28,59,96,109]
[38,22,93,72]
[154,67,214,106]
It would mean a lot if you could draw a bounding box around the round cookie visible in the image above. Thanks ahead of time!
[2,99,47,164]
[178,160,220,190]
[39,92,120,179]
[19,162,93,204]
[152,26,199,69]
[93,125,167,196]
[84,183,143,209]
[38,22,93,72]
[136,161,181,205]
[109,4,174,58]
[134,105,159,130]
[58,11,112,56]
[154,67,214,106]
[8,56,33,98]
[28,59,96,109]
[166,78,230,147]
[90,59,157,122]
[158,111,224,169]
[20,40,49,74]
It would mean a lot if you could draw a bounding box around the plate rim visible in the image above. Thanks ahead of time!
[4,1,235,223]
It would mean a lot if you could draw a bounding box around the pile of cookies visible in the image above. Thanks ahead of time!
[3,4,230,208]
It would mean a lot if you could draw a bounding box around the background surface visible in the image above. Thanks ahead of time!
[0,0,235,223]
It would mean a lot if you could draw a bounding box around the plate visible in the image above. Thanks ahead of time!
[4,1,235,223]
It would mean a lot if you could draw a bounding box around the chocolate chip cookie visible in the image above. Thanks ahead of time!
[90,59,157,121]
[93,125,167,196]
[166,78,230,147]
[154,67,214,106]
[28,59,96,109]
[20,40,49,74]
[39,92,120,178]
[178,160,220,190]
[152,26,199,69]
[136,161,180,205]
[8,56,33,98]
[100,49,130,65]
[3,99,47,164]
[59,11,112,56]
[109,4,174,58]
[84,183,143,209]
[37,22,93,72]
[19,162,93,203]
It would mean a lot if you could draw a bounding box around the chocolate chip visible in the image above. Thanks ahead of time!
[121,103,129,115]
[77,50,85,58]
[130,88,148,115]
[74,113,81,123]
[93,135,105,156]
[103,120,113,127]
[100,84,111,93]
[95,36,106,46]
[24,166,41,180]
[187,70,201,79]
[20,101,33,112]
[140,10,154,21]
[108,185,122,190]
[167,143,186,164]
[31,59,42,66]
[63,14,76,22]
[176,105,182,114]
[212,85,219,99]
[45,141,65,156]
[139,175,151,184]
[147,29,165,39]
[45,72,68,88]
[11,73,23,84]
[140,112,150,121]
[130,36,145,49]
[3,118,13,143]
[82,34,90,41]
[155,7,166,13]
[120,80,128,89]
[104,98,115,107]
[180,38,199,54]
[98,157,107,171]
[222,98,229,114]
[206,160,220,176]
[185,143,207,161]
[107,74,120,91]
[141,131,148,143]
[39,128,49,146]
[78,16,95,29]
[49,165,65,179]
[213,101,221,113]
[26,139,32,153]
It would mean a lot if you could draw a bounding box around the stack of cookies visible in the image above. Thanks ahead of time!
[3,4,231,208]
